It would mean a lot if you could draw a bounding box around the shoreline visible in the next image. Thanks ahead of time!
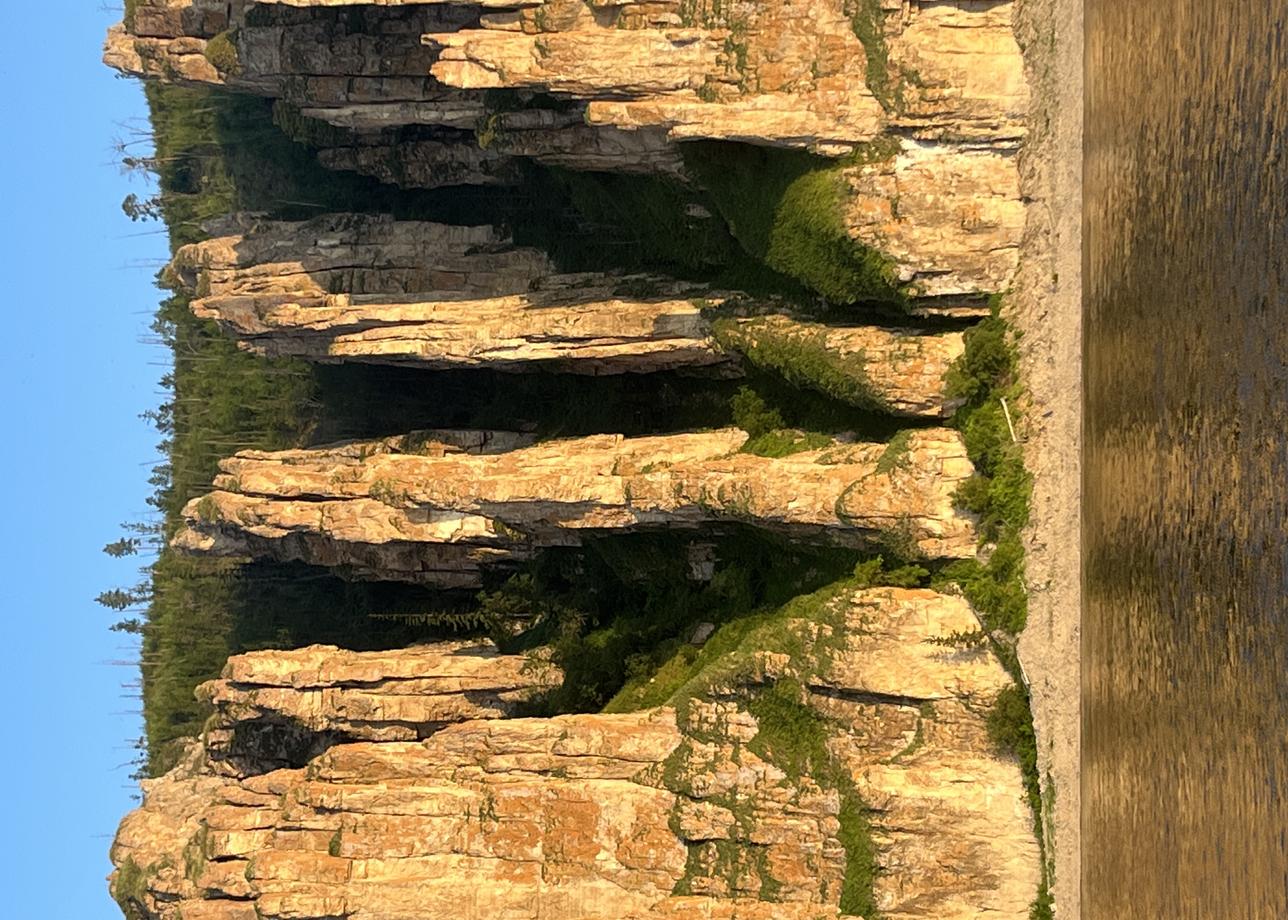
[1012,0,1084,917]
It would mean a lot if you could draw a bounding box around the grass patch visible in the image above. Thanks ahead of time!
[741,428,832,457]
[747,682,877,914]
[111,857,151,920]
[608,559,928,715]
[683,141,904,305]
[625,578,902,911]
[846,0,894,111]
[494,531,861,714]
[874,429,912,475]
[183,822,209,884]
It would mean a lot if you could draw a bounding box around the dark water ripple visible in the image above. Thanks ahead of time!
[1084,2,1288,916]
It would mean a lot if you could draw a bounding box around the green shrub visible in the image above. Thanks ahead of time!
[741,429,831,457]
[202,32,241,77]
[112,858,149,920]
[941,303,1050,915]
[942,310,1031,628]
[852,555,928,588]
[988,684,1043,845]
[730,386,832,457]
[730,386,784,437]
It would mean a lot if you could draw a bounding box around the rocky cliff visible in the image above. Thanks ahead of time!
[171,427,977,586]
[103,0,1051,916]
[168,212,965,413]
[111,586,1041,920]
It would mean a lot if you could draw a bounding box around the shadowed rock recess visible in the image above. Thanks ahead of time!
[106,0,1046,917]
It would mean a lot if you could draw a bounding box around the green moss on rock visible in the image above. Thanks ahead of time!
[713,317,892,412]
[683,142,903,304]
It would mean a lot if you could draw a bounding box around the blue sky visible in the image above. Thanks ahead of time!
[0,2,166,916]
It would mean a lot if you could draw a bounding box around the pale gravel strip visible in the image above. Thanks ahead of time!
[1012,0,1083,917]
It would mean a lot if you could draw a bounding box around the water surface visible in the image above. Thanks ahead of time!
[1084,2,1288,916]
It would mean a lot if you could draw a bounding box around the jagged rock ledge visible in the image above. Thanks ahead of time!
[172,427,978,586]
[110,586,1041,920]
[198,640,562,776]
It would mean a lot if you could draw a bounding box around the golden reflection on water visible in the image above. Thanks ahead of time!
[1084,1,1288,917]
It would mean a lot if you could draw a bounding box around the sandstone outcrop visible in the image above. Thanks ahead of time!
[110,587,1041,920]
[170,213,965,410]
[172,427,978,585]
[105,0,1028,301]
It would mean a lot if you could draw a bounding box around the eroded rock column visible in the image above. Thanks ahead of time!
[105,0,1030,302]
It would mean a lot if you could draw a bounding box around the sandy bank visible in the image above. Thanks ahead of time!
[1010,0,1083,917]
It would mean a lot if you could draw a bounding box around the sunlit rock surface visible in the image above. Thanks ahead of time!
[198,640,562,775]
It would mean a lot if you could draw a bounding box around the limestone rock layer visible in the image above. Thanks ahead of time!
[108,0,1025,147]
[172,427,978,585]
[170,213,965,413]
[102,2,1045,918]
[110,587,1041,920]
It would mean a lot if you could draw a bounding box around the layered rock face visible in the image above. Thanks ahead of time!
[110,587,1041,920]
[198,641,561,775]
[105,0,1028,301]
[172,427,977,585]
[169,213,965,411]
[107,0,1023,149]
